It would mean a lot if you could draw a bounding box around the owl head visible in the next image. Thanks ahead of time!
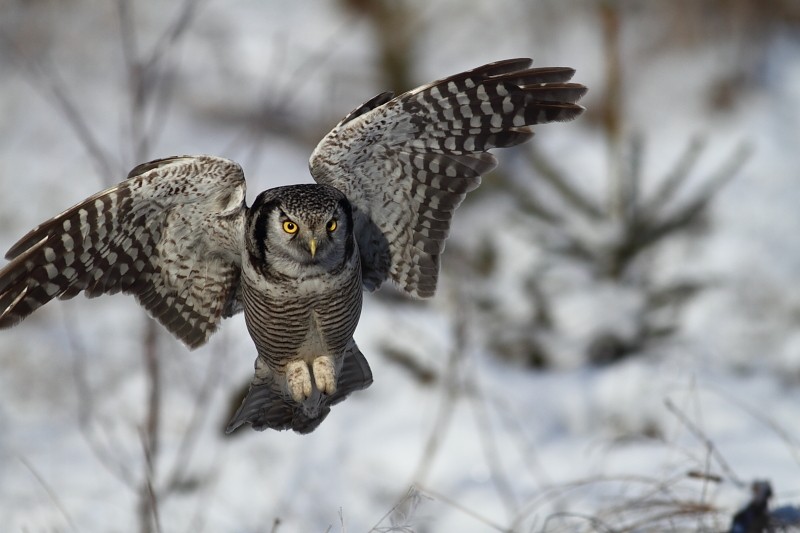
[247,184,354,276]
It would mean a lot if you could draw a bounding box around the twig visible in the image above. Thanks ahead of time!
[415,485,510,533]
[659,141,751,225]
[604,139,750,278]
[18,455,82,533]
[144,0,208,72]
[163,342,228,492]
[642,141,751,250]
[142,320,162,460]
[482,392,554,489]
[63,310,138,488]
[610,503,718,533]
[645,136,706,214]
[664,398,745,488]
[511,473,690,530]
[525,145,603,220]
[9,2,220,531]
[494,168,564,225]
[183,439,231,533]
[409,348,459,483]
[117,0,148,163]
[338,0,416,94]
[116,0,207,167]
[0,32,116,181]
[708,386,800,468]
[138,320,163,533]
[622,133,643,224]
[369,487,415,532]
[599,0,625,221]
[592,469,722,532]
[138,425,164,533]
[540,511,616,533]
[465,366,520,518]
[411,303,468,484]
[229,18,358,168]
[114,3,208,530]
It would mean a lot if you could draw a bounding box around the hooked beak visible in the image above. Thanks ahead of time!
[308,237,317,259]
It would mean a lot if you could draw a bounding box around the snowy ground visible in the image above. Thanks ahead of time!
[1,1,800,531]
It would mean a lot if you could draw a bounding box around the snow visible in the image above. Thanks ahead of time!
[1,1,800,531]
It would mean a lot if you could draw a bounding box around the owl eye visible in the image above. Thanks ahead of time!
[326,219,338,232]
[282,220,298,234]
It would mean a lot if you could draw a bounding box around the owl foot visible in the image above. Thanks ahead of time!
[286,360,312,403]
[313,356,337,396]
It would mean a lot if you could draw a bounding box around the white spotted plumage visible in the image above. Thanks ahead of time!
[0,58,586,433]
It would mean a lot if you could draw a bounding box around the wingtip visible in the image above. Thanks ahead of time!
[555,102,587,122]
[472,58,534,78]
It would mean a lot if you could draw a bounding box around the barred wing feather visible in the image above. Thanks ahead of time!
[309,58,586,298]
[0,155,246,348]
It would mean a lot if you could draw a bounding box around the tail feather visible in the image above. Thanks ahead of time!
[328,341,373,406]
[226,341,372,434]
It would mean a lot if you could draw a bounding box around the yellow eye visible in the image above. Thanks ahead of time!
[282,220,298,234]
[326,219,338,232]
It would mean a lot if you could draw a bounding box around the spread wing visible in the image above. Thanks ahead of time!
[0,155,246,348]
[309,58,586,297]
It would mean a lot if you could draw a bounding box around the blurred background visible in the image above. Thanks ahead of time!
[1,0,800,531]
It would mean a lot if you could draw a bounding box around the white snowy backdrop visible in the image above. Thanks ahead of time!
[1,0,799,531]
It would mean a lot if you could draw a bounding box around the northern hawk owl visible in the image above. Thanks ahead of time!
[0,59,586,433]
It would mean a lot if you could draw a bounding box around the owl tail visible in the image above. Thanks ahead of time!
[225,341,373,435]
[327,340,373,406]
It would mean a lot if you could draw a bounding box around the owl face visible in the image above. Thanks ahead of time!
[248,184,354,277]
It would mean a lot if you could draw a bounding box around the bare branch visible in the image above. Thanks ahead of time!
[621,133,644,224]
[137,424,164,533]
[492,168,564,225]
[466,370,520,518]
[117,0,149,164]
[708,386,800,468]
[0,32,116,181]
[599,0,625,221]
[18,456,82,533]
[541,511,617,533]
[526,145,603,220]
[410,317,464,484]
[645,136,707,215]
[644,141,752,248]
[64,311,138,488]
[413,486,510,533]
[664,398,746,488]
[369,487,430,533]
[163,342,229,492]
[137,319,162,533]
[144,0,207,73]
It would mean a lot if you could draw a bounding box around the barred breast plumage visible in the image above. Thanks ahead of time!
[224,184,370,434]
[0,59,586,434]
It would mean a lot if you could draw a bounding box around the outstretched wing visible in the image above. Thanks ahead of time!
[0,155,246,348]
[309,58,586,297]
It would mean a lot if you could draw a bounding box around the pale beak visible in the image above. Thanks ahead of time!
[308,237,317,258]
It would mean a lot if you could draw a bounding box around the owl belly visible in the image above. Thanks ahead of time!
[295,311,329,364]
[241,265,362,372]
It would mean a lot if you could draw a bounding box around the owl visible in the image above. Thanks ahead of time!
[0,58,586,433]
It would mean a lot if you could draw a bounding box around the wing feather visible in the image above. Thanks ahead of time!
[0,155,246,348]
[310,58,586,297]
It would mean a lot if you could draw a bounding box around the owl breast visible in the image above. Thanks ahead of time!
[240,253,362,371]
